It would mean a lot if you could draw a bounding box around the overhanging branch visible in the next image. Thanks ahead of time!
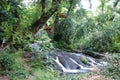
[29,0,61,33]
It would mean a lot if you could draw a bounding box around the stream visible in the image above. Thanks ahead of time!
[47,51,108,74]
[29,42,108,74]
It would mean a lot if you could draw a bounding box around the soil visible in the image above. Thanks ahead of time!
[0,75,9,80]
[82,74,115,80]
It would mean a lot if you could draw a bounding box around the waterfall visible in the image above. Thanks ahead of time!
[47,52,108,74]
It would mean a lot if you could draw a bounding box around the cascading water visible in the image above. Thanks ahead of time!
[29,42,108,74]
[47,52,108,74]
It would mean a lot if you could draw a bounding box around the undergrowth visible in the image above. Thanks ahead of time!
[0,49,29,80]
[101,53,120,80]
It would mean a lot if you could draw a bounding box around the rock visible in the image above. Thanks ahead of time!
[47,51,108,74]
[22,52,38,62]
[74,50,105,59]
[22,52,37,58]
[58,55,80,69]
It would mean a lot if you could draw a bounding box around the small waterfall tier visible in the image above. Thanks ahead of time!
[47,51,107,74]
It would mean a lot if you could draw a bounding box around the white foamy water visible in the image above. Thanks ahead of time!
[48,52,108,74]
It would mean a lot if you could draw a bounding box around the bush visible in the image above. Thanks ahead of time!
[0,52,15,70]
[54,17,76,44]
[101,53,120,79]
[0,50,29,80]
[33,68,60,80]
[75,16,120,52]
[9,69,29,80]
[113,42,120,53]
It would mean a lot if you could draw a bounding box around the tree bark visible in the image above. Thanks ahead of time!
[29,0,61,33]
[41,0,46,12]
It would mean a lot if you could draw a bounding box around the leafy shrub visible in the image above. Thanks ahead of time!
[54,41,72,49]
[101,53,120,79]
[113,42,120,52]
[33,68,60,80]
[54,17,76,44]
[0,50,29,80]
[75,15,120,52]
[0,52,15,70]
[9,69,29,80]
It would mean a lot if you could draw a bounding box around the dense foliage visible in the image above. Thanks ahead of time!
[101,53,120,79]
[0,50,29,80]
[0,0,20,41]
[0,0,120,79]
[54,0,120,52]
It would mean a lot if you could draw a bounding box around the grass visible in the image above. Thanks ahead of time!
[32,68,60,80]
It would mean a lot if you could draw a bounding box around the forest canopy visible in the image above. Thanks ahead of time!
[0,0,120,51]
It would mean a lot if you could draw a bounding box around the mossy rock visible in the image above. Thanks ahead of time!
[80,58,89,64]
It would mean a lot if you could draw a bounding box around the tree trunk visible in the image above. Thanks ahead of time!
[41,0,46,12]
[29,0,61,34]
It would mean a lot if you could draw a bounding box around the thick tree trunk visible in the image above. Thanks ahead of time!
[29,0,61,33]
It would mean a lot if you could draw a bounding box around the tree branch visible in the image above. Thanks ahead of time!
[114,0,119,7]
[29,0,61,33]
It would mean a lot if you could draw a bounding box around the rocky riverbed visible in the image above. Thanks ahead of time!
[28,42,108,74]
[46,51,108,74]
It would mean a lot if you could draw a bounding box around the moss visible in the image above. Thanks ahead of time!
[80,58,89,64]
